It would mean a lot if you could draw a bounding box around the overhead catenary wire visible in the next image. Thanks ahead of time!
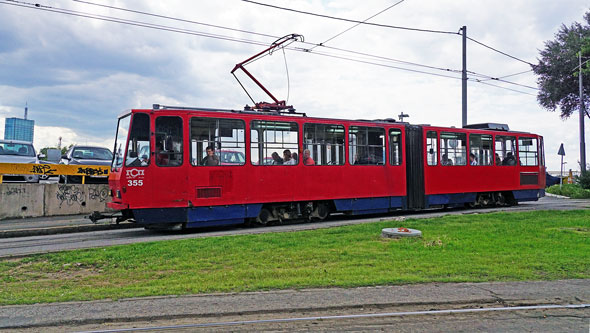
[476,69,534,82]
[242,0,536,70]
[241,0,460,36]
[309,0,405,51]
[473,79,537,96]
[71,0,278,40]
[0,0,273,47]
[65,0,463,75]
[307,50,464,80]
[467,70,539,90]
[1,0,538,97]
[66,0,540,92]
[466,36,534,66]
[0,0,464,76]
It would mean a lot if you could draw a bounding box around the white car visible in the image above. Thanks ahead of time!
[60,145,113,184]
[0,139,40,183]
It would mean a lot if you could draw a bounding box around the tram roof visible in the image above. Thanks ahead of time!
[120,104,536,136]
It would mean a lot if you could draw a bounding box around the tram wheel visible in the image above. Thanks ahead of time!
[256,208,272,225]
[315,203,330,220]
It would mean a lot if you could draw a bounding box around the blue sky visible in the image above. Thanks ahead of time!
[0,0,588,171]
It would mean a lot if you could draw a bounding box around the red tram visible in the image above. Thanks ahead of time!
[107,104,545,229]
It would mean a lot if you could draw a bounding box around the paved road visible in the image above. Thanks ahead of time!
[0,196,588,258]
[1,279,588,331]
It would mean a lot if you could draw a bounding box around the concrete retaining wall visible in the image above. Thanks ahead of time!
[0,184,112,219]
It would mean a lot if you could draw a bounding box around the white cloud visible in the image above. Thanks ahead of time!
[0,0,588,171]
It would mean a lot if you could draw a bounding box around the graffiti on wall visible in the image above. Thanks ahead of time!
[89,187,109,203]
[30,164,57,175]
[77,167,109,176]
[4,187,26,196]
[56,185,85,207]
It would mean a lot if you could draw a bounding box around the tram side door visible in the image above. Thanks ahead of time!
[150,115,189,208]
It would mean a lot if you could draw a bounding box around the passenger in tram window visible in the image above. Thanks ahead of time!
[495,153,502,165]
[441,154,453,166]
[303,149,315,165]
[201,146,220,166]
[292,152,298,163]
[156,142,169,165]
[469,153,478,166]
[502,152,516,166]
[271,152,283,165]
[354,152,369,165]
[283,149,296,165]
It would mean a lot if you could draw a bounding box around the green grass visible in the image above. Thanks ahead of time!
[0,210,589,305]
[547,184,590,198]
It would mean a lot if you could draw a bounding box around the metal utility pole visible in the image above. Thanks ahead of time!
[579,51,587,173]
[461,26,467,127]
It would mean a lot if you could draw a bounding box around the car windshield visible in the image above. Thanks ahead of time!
[220,151,246,163]
[0,142,35,157]
[72,147,113,160]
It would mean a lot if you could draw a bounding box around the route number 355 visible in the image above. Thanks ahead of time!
[127,180,144,187]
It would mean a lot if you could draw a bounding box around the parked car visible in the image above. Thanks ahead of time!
[0,139,40,183]
[59,145,113,184]
[219,150,246,165]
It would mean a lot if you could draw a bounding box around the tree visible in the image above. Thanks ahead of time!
[62,144,73,155]
[534,11,590,119]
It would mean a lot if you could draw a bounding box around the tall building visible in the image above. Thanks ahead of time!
[4,104,35,142]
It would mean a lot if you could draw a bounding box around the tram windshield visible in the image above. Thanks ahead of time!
[126,113,151,167]
[112,114,131,169]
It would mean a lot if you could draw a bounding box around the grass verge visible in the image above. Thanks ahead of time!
[1,209,589,305]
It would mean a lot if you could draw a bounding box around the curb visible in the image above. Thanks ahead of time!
[544,192,569,199]
[0,279,588,330]
[0,222,138,238]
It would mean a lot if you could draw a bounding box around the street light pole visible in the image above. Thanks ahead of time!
[579,51,587,174]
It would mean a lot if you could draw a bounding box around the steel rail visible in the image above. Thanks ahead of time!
[78,303,590,332]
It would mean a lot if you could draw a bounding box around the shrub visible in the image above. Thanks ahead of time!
[576,171,590,189]
[546,183,590,199]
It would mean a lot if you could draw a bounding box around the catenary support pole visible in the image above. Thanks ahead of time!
[579,51,587,173]
[461,26,467,127]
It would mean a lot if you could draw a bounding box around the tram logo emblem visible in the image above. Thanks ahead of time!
[126,169,145,178]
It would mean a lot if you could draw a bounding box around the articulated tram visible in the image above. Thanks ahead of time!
[106,104,545,229]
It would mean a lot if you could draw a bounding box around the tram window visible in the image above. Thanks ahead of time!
[123,113,150,168]
[469,134,493,166]
[190,118,245,166]
[303,123,344,165]
[388,129,403,165]
[426,131,437,166]
[251,120,298,165]
[349,126,385,165]
[518,137,538,166]
[495,135,517,166]
[155,116,183,167]
[440,132,467,166]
